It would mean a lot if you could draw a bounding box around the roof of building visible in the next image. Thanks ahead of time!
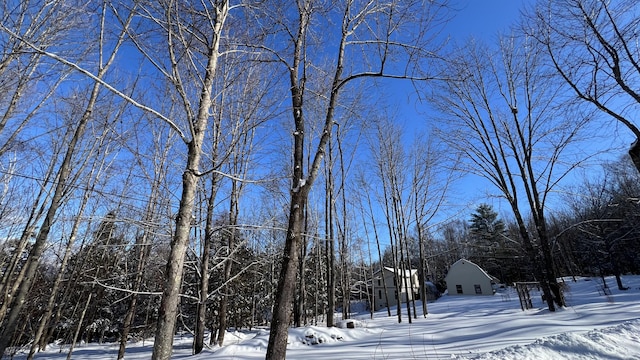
[373,266,418,277]
[445,258,499,282]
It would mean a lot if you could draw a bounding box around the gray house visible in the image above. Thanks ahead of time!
[445,259,499,296]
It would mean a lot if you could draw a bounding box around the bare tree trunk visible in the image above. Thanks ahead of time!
[27,171,97,359]
[336,127,350,321]
[0,75,102,357]
[152,3,228,358]
[153,135,203,358]
[66,293,92,360]
[294,213,309,327]
[193,172,218,354]
[216,181,238,346]
[416,221,428,317]
[361,179,391,317]
[325,137,336,327]
[266,188,306,359]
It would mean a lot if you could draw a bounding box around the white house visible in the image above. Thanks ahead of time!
[372,267,420,310]
[444,259,499,296]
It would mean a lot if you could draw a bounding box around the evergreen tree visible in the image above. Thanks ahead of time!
[468,204,506,281]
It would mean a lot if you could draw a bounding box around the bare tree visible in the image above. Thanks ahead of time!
[430,36,590,311]
[527,0,640,172]
[0,3,131,352]
[409,135,453,317]
[118,118,177,359]
[126,2,232,358]
[3,0,239,357]
[369,117,411,323]
[259,0,448,356]
[0,0,76,156]
[27,110,122,359]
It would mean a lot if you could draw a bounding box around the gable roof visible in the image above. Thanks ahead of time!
[445,258,496,281]
[374,266,418,277]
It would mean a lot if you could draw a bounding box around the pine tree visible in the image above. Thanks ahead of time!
[468,204,506,280]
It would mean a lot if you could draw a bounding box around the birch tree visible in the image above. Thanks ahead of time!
[3,0,250,357]
[122,2,232,357]
[0,3,132,352]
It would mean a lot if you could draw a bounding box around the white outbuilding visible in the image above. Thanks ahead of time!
[444,259,499,296]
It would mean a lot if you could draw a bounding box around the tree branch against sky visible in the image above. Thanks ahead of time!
[430,35,592,311]
[0,2,133,352]
[257,0,450,358]
[526,0,640,172]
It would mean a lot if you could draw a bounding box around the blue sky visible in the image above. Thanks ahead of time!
[447,0,524,41]
[380,1,528,222]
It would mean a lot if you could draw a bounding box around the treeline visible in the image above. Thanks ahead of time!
[1,0,640,359]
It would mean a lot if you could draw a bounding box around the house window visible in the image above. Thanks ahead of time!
[394,290,398,299]
[456,285,463,294]
[378,279,381,286]
[378,290,382,299]
[474,284,482,294]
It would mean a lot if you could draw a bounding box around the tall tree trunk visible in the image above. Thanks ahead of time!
[381,180,402,323]
[294,212,309,327]
[27,177,95,359]
[337,129,349,321]
[66,293,92,360]
[0,80,99,355]
[266,187,306,360]
[193,173,218,354]
[415,220,428,317]
[153,145,202,358]
[325,138,336,327]
[152,4,228,358]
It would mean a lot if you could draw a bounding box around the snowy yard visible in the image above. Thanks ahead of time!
[11,275,640,359]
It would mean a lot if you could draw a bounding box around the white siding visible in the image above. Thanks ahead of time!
[445,259,495,296]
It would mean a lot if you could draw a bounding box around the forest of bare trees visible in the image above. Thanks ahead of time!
[1,0,640,359]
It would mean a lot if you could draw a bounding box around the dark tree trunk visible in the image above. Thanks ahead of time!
[266,190,306,360]
[194,175,217,354]
[629,140,640,174]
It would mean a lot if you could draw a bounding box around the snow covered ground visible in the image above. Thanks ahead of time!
[10,275,640,359]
